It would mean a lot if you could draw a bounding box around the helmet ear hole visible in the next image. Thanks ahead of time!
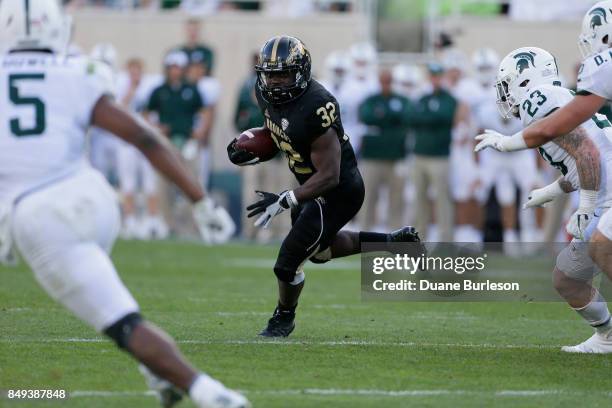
[604,35,610,45]
[519,79,530,88]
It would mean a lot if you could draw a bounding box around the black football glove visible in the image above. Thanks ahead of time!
[246,190,297,229]
[227,138,259,166]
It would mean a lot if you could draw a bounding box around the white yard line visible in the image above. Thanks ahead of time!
[0,337,562,349]
[68,388,611,398]
[225,258,360,270]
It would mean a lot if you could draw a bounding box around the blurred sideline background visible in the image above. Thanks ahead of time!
[60,0,603,253]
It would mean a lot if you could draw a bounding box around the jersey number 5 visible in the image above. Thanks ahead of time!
[316,102,336,128]
[8,73,46,137]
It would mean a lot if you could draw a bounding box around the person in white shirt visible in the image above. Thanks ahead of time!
[339,43,380,155]
[116,58,169,239]
[0,1,248,405]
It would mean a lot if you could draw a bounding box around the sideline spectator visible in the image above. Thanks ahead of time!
[179,18,215,75]
[358,69,411,230]
[144,51,206,234]
[186,60,221,190]
[410,63,457,242]
[116,58,168,239]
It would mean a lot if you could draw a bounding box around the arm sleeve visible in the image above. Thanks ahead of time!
[358,96,379,125]
[304,93,342,141]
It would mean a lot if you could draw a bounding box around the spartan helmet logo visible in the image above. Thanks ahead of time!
[589,7,608,31]
[513,51,536,74]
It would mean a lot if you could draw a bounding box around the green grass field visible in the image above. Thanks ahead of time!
[1,240,611,407]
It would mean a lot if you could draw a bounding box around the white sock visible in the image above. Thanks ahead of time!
[454,225,472,242]
[503,229,518,243]
[189,374,223,407]
[574,290,612,334]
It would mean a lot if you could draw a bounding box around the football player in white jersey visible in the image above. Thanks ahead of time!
[339,43,380,154]
[442,48,485,243]
[116,57,169,239]
[476,46,612,354]
[474,1,612,300]
[472,48,540,254]
[0,1,249,406]
[392,63,425,102]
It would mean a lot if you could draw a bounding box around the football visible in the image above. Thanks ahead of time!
[236,127,279,161]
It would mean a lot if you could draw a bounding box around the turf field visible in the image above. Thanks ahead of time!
[1,240,611,408]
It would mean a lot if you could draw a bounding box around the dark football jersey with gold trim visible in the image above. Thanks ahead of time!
[255,79,359,185]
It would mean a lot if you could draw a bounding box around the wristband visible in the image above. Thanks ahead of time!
[503,131,528,152]
[578,189,598,212]
[287,190,299,209]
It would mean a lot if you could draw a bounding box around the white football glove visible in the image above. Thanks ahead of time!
[181,139,200,161]
[566,190,597,241]
[474,129,527,153]
[523,181,565,209]
[247,190,298,229]
[193,197,236,244]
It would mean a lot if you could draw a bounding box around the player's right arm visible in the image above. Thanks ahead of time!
[520,93,606,147]
[475,54,610,152]
[91,95,204,203]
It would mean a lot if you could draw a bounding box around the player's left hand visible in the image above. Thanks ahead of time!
[474,129,509,152]
[566,210,593,241]
[247,190,295,229]
[193,197,236,244]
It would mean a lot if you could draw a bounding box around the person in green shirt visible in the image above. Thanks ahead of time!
[409,63,458,242]
[180,18,215,75]
[144,50,207,234]
[358,68,412,230]
[145,51,206,150]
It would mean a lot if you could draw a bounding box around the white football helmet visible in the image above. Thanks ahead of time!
[349,42,377,79]
[392,64,422,97]
[495,47,560,119]
[324,50,351,85]
[441,48,468,73]
[579,1,612,58]
[472,48,499,87]
[0,0,71,54]
[91,43,118,71]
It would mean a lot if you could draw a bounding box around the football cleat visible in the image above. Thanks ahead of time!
[190,375,251,408]
[389,226,427,260]
[259,307,295,337]
[389,226,421,243]
[138,365,184,408]
[561,330,612,354]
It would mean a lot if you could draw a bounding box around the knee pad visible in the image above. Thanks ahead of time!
[273,264,305,285]
[274,264,297,283]
[556,243,597,281]
[310,247,332,264]
[103,312,143,350]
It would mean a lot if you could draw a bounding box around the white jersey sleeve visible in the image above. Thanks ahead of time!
[518,84,574,128]
[75,58,115,128]
[577,50,612,99]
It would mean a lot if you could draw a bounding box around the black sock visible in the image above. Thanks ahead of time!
[359,231,390,243]
[277,302,297,314]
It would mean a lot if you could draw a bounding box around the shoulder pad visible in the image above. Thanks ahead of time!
[519,84,572,127]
